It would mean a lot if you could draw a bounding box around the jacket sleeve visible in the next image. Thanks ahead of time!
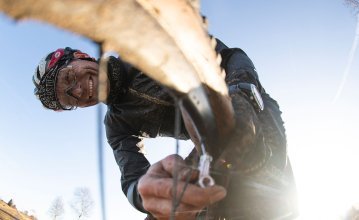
[218,43,286,173]
[105,108,150,213]
[216,41,298,218]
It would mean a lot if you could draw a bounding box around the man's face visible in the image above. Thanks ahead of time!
[56,59,99,109]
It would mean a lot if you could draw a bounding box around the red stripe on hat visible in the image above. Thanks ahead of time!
[48,49,65,69]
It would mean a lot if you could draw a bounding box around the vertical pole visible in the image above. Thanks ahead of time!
[96,42,107,220]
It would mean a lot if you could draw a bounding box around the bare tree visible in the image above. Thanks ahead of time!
[48,197,65,220]
[344,0,359,14]
[70,188,94,220]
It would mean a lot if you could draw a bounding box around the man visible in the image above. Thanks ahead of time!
[33,39,297,219]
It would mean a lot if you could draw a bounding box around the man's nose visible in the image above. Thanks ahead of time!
[69,83,83,99]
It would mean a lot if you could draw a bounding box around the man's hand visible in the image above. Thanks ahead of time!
[138,154,227,220]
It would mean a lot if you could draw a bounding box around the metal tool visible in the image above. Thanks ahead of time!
[198,143,215,188]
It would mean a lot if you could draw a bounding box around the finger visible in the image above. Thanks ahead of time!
[178,184,227,206]
[139,177,226,206]
[160,154,187,177]
[138,176,173,198]
[143,197,199,220]
[178,167,199,182]
[146,161,172,178]
[146,154,186,178]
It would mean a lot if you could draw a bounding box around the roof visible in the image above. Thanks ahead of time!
[0,199,36,220]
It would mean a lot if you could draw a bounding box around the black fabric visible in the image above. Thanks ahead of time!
[209,92,298,219]
[104,39,298,218]
[105,56,131,104]
[104,56,190,213]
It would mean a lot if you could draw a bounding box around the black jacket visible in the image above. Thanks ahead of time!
[104,39,298,219]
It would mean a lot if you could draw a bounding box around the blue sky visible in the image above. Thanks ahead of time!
[1,1,359,219]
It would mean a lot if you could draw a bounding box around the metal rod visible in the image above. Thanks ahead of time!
[96,42,107,220]
[97,103,107,220]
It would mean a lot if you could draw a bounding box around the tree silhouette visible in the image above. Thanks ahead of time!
[70,188,94,220]
[48,197,65,220]
[344,0,359,14]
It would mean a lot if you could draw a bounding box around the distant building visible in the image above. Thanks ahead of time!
[0,199,37,220]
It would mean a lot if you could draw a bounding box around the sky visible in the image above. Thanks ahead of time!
[0,0,359,220]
